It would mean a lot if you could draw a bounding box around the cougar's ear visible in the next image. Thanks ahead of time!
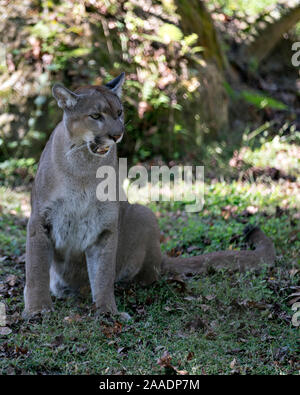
[52,83,78,110]
[105,72,125,98]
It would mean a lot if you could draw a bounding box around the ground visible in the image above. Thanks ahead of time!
[0,136,299,375]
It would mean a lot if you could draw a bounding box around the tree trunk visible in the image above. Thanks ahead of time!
[240,4,300,65]
[174,0,229,71]
[174,0,229,139]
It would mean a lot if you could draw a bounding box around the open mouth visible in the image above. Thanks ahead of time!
[88,142,110,156]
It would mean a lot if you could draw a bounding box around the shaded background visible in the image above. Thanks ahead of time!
[0,0,299,185]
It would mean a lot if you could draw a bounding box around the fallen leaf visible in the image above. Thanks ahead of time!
[187,351,194,361]
[74,345,88,355]
[204,330,217,340]
[185,316,206,332]
[117,346,131,356]
[64,314,82,323]
[16,253,26,264]
[50,334,64,348]
[288,292,300,305]
[230,358,237,369]
[167,276,187,293]
[289,268,299,277]
[176,369,189,375]
[199,304,210,312]
[15,345,28,355]
[157,350,188,375]
[157,350,172,368]
[101,320,122,338]
[0,327,12,336]
[6,275,18,287]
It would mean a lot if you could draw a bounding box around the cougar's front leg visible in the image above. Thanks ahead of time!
[85,229,118,315]
[23,217,53,318]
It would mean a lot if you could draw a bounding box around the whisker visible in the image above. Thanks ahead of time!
[66,142,87,156]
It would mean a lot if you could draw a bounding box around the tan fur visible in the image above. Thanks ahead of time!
[23,74,276,319]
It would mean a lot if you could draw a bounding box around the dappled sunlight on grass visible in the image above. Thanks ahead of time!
[205,179,299,213]
[241,137,300,176]
[140,176,299,215]
[0,187,30,217]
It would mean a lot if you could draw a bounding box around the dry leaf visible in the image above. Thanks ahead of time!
[157,351,188,375]
[185,316,206,332]
[205,294,216,301]
[64,314,82,323]
[0,327,12,336]
[230,358,237,369]
[204,330,217,340]
[6,275,18,287]
[187,351,194,361]
[199,304,210,312]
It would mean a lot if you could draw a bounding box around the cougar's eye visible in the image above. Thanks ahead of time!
[90,113,104,121]
[117,109,122,117]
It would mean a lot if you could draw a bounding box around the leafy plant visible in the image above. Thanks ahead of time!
[241,90,288,110]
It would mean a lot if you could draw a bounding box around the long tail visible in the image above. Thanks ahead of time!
[162,226,276,275]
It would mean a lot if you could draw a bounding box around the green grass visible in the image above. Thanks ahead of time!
[0,138,299,375]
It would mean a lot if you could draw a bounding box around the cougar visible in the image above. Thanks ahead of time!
[23,73,276,318]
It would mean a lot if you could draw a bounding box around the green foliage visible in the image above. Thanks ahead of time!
[0,0,230,164]
[208,0,279,16]
[0,158,37,187]
[241,90,288,110]
[157,24,183,43]
[224,83,288,111]
[0,0,298,167]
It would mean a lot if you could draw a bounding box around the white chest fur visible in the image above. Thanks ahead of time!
[48,191,103,254]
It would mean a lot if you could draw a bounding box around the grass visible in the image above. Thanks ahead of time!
[0,136,299,375]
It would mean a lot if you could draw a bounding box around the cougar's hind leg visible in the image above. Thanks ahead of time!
[116,202,163,286]
[133,242,162,286]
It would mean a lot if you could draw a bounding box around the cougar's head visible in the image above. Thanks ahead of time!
[52,73,125,157]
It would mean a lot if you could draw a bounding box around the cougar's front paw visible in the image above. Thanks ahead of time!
[96,310,132,321]
[95,305,132,323]
[22,300,53,320]
[22,305,53,320]
[95,304,118,317]
[23,285,53,319]
[95,296,119,317]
